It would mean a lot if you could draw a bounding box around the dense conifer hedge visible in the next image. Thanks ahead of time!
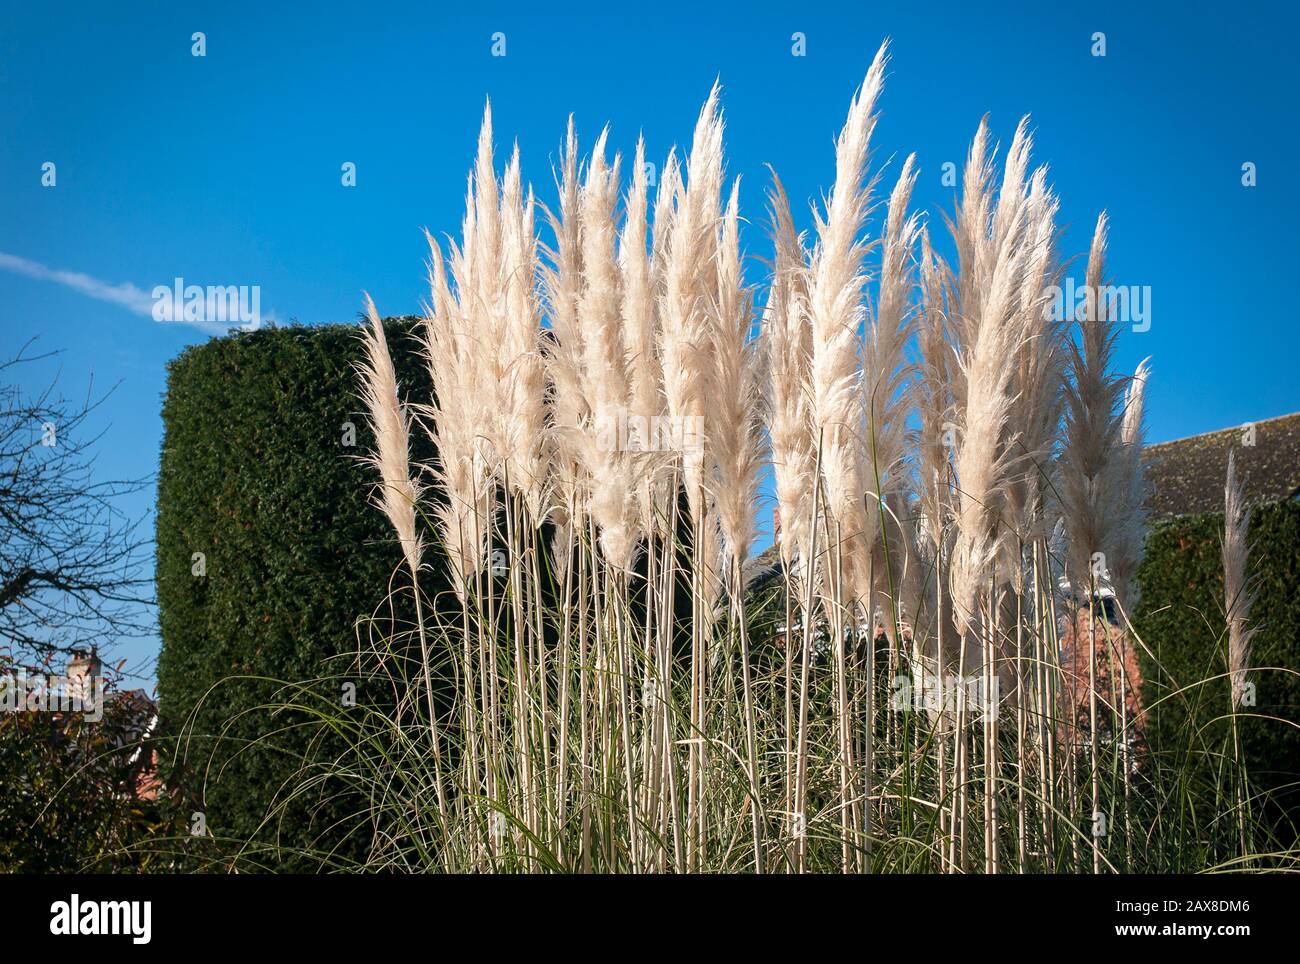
[155,319,444,867]
[1134,501,1300,817]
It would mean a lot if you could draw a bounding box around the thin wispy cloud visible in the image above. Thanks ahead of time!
[0,251,157,317]
[0,252,271,334]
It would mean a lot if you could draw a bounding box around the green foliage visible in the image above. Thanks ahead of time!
[155,319,446,869]
[1134,500,1300,821]
[0,679,162,872]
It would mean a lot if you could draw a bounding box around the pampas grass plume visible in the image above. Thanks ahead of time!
[358,296,423,575]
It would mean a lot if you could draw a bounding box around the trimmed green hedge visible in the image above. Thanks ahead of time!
[155,318,445,868]
[1134,500,1300,815]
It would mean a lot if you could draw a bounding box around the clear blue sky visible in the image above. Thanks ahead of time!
[2,1,1297,684]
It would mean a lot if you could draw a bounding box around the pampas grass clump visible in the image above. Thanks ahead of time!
[276,41,1298,875]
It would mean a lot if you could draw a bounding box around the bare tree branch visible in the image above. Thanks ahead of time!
[0,342,153,664]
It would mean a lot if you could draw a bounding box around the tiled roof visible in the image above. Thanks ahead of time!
[1143,411,1300,519]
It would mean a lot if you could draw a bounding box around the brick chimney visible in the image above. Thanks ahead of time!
[66,649,101,703]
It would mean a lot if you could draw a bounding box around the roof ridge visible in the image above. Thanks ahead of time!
[1146,410,1300,450]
